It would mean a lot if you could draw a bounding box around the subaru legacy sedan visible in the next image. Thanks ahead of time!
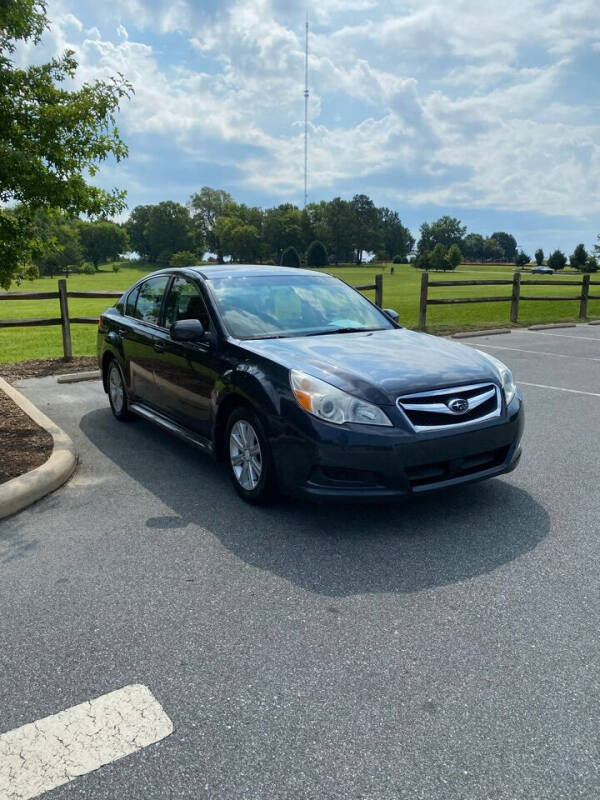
[98,266,523,503]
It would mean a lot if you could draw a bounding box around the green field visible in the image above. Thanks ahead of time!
[1,262,598,364]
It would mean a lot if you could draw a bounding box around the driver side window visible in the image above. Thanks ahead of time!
[165,277,211,331]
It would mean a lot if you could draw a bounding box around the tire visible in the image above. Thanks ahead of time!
[225,407,277,504]
[106,359,135,422]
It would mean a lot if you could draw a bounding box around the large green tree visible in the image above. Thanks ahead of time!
[418,216,466,254]
[350,194,380,264]
[79,220,129,267]
[189,187,233,262]
[490,232,517,262]
[377,208,414,261]
[127,201,199,265]
[0,0,131,288]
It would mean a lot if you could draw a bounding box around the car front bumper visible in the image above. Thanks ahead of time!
[271,393,524,502]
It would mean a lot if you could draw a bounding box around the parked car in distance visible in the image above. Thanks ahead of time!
[531,265,554,274]
[98,266,523,503]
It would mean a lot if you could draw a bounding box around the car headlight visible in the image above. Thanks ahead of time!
[476,351,517,405]
[290,369,392,426]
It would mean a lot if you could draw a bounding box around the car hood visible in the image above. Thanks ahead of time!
[239,328,500,405]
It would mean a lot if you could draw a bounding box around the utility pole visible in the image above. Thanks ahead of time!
[304,11,309,207]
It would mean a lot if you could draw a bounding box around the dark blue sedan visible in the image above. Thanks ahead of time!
[98,265,523,503]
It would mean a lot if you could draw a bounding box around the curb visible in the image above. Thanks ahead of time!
[528,323,577,330]
[0,377,77,520]
[56,370,101,384]
[451,328,511,339]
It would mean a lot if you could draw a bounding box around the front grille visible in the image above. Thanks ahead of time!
[406,446,510,488]
[397,382,501,432]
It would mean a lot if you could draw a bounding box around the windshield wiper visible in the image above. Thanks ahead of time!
[305,326,384,336]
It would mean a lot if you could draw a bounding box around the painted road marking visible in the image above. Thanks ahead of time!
[519,382,600,398]
[471,343,598,360]
[0,684,173,800]
[527,331,600,343]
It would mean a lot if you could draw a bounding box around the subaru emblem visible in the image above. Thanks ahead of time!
[448,397,469,414]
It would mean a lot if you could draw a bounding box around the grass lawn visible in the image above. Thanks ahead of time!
[1,261,598,363]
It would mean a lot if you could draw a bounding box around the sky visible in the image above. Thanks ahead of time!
[17,0,600,255]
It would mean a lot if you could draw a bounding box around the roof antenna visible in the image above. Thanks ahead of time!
[303,10,309,207]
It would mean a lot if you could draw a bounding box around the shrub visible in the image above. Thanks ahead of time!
[112,263,121,273]
[534,248,544,266]
[392,254,404,264]
[281,246,300,268]
[82,261,96,275]
[24,264,39,280]
[170,250,198,267]
[429,243,447,271]
[306,240,328,268]
[412,252,431,270]
[547,249,567,270]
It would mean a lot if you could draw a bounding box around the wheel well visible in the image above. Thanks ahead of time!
[214,394,252,461]
[101,351,115,393]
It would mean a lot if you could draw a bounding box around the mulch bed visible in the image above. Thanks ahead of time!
[0,356,98,384]
[0,389,53,484]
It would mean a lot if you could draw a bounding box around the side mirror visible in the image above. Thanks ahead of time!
[383,308,399,323]
[170,319,205,341]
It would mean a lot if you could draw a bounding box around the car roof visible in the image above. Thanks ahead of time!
[186,264,325,280]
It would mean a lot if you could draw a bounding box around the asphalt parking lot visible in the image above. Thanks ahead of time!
[2,327,600,799]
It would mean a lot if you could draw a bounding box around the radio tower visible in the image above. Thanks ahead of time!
[303,11,309,207]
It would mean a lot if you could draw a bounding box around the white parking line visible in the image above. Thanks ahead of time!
[0,684,173,800]
[471,343,600,361]
[527,331,600,343]
[519,382,600,398]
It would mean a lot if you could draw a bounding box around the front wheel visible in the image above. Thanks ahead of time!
[107,360,134,421]
[225,408,277,504]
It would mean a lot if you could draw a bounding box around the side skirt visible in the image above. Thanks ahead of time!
[129,402,214,456]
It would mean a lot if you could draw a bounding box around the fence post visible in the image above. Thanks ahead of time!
[58,279,72,361]
[418,272,429,330]
[510,271,521,324]
[375,273,383,308]
[579,273,590,319]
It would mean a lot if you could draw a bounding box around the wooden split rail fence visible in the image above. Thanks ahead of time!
[0,274,385,361]
[418,271,600,330]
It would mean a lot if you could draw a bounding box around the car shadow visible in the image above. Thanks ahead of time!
[80,408,550,597]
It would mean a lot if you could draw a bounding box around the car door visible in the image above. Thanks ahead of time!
[121,274,171,408]
[152,275,221,438]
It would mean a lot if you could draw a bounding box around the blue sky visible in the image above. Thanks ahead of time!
[19,0,600,255]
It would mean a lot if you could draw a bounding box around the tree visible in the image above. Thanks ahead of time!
[213,216,261,263]
[461,233,485,260]
[306,240,328,267]
[38,221,83,277]
[418,216,466,253]
[429,243,448,271]
[189,187,233,262]
[482,237,504,262]
[0,0,131,288]
[322,198,354,263]
[127,201,198,265]
[570,243,587,270]
[547,249,567,270]
[535,248,544,266]
[281,246,300,267]
[412,251,431,271]
[515,250,530,267]
[350,194,380,264]
[170,250,199,267]
[491,232,517,262]
[79,221,129,268]
[447,244,462,270]
[581,255,598,273]
[263,204,303,263]
[377,208,414,261]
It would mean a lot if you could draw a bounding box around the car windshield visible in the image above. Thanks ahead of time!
[207,273,394,339]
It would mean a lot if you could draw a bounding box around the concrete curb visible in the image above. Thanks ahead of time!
[0,377,77,520]
[452,328,512,339]
[56,370,101,384]
[528,323,577,330]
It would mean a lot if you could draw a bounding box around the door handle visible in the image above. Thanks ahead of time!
[117,327,128,337]
[153,341,165,353]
